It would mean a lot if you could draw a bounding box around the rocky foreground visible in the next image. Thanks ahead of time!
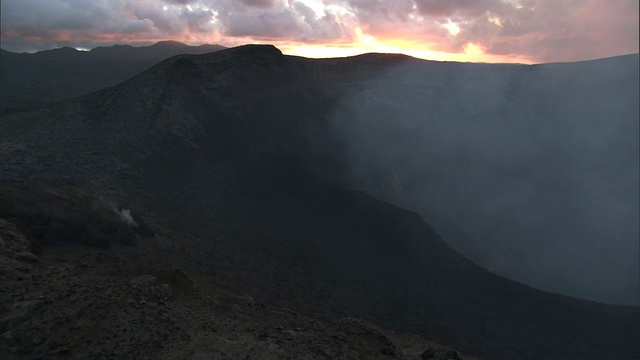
[1,46,638,359]
[0,225,472,360]
[0,184,473,360]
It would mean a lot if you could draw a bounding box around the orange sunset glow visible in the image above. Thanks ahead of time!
[281,38,533,64]
[1,0,638,63]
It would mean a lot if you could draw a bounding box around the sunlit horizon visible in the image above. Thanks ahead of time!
[9,37,637,65]
[280,41,535,64]
[2,0,637,65]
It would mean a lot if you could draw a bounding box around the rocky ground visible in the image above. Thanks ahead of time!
[2,46,637,359]
[0,215,474,360]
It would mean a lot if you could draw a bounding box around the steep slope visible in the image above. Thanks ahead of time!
[0,194,476,360]
[329,54,640,305]
[0,45,638,359]
[0,41,225,112]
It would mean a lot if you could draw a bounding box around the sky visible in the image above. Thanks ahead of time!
[1,0,638,63]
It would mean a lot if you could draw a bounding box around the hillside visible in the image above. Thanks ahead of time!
[0,182,475,359]
[329,53,640,305]
[0,41,225,112]
[0,45,638,359]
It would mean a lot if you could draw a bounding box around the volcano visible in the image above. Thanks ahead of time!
[0,45,638,359]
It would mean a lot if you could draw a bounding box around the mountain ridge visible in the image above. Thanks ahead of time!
[0,41,226,112]
[1,45,638,359]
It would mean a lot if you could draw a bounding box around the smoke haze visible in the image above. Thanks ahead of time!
[329,54,640,305]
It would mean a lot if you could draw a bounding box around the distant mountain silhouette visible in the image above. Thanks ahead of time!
[0,45,638,359]
[0,41,225,111]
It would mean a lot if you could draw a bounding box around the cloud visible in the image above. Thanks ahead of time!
[226,1,351,42]
[2,0,157,44]
[163,0,198,4]
[239,0,278,8]
[451,0,640,62]
[414,0,503,17]
[0,0,638,62]
[226,9,301,39]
